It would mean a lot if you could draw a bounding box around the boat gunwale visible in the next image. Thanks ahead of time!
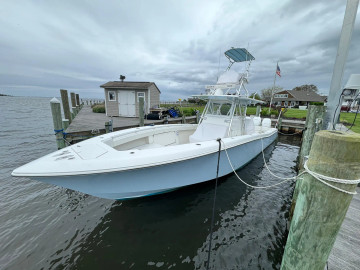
[12,128,278,177]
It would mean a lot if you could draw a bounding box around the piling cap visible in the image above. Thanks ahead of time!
[50,97,60,103]
[308,130,360,179]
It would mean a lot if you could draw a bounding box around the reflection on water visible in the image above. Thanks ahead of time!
[0,97,300,270]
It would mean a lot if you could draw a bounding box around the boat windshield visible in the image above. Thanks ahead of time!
[206,101,233,116]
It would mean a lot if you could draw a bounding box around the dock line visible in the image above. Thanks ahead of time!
[222,138,360,194]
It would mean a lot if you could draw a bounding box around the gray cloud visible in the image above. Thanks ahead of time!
[0,0,359,100]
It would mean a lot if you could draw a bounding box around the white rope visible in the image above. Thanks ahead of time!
[303,160,360,195]
[221,139,302,189]
[221,138,359,195]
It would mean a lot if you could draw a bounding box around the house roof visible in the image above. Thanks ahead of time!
[100,81,161,93]
[272,90,326,102]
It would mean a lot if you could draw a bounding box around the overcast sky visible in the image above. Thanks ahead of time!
[0,0,359,100]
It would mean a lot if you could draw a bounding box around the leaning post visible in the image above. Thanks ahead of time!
[281,130,360,270]
[139,97,144,127]
[60,89,72,124]
[50,98,66,149]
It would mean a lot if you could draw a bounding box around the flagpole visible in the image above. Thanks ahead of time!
[269,61,278,113]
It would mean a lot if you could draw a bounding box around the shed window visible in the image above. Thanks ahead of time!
[108,91,116,101]
[137,92,145,101]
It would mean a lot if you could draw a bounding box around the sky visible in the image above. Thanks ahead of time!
[0,0,359,100]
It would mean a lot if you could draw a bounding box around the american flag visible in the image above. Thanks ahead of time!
[276,63,281,77]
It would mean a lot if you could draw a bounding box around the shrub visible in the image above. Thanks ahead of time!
[92,104,106,113]
[260,109,279,117]
[310,102,324,105]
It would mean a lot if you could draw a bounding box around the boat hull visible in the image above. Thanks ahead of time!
[34,132,277,200]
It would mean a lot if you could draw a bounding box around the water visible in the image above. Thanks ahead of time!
[0,96,301,270]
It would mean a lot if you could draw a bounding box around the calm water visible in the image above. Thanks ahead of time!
[0,96,301,270]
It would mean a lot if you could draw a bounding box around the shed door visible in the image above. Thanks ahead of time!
[118,91,136,117]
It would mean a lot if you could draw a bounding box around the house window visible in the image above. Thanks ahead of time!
[274,94,288,98]
[137,92,145,101]
[108,91,116,101]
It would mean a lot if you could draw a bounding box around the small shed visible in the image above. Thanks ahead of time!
[100,81,161,117]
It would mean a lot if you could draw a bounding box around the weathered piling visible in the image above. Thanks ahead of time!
[70,92,76,108]
[256,105,261,117]
[139,97,144,127]
[105,121,110,133]
[281,130,360,270]
[76,94,80,108]
[298,105,326,169]
[50,98,66,149]
[70,92,77,116]
[60,89,72,124]
[182,114,186,124]
[62,119,69,131]
[277,111,283,131]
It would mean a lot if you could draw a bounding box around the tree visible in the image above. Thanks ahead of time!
[261,86,284,100]
[249,93,261,100]
[292,84,318,92]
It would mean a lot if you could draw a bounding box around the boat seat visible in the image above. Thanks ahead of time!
[189,123,229,143]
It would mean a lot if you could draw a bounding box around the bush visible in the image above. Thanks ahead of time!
[260,109,279,117]
[310,102,324,106]
[92,104,106,113]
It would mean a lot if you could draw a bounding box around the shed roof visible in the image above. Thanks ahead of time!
[100,81,161,93]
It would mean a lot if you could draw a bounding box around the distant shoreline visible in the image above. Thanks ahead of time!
[0,93,13,97]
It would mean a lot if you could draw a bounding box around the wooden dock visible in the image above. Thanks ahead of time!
[64,105,197,143]
[328,187,360,269]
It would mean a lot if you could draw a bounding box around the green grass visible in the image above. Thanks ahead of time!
[283,109,307,119]
[339,112,360,133]
[164,104,360,133]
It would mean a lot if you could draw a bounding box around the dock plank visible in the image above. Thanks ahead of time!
[327,187,360,269]
[66,105,196,134]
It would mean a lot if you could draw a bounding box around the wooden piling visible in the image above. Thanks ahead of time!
[50,98,66,149]
[76,94,80,108]
[60,89,72,124]
[289,105,326,222]
[105,121,110,133]
[277,111,283,131]
[70,92,76,108]
[256,105,261,117]
[62,119,69,131]
[139,97,144,127]
[298,105,326,169]
[281,130,360,270]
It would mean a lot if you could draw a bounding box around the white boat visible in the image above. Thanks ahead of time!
[12,48,278,200]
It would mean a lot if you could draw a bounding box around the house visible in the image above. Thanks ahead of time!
[270,90,326,108]
[100,81,161,117]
